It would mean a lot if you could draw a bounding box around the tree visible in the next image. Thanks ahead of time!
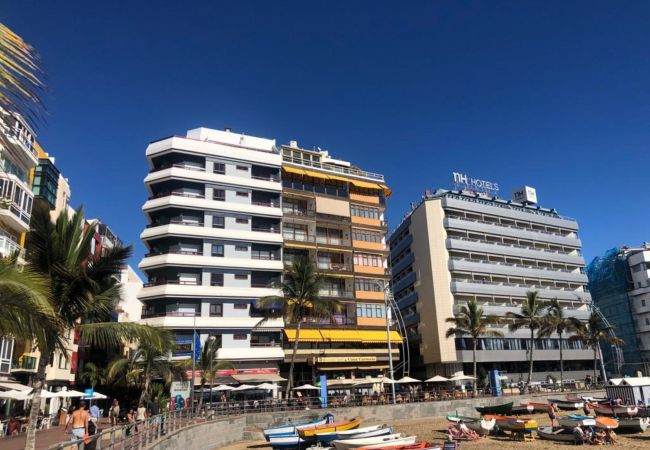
[80,362,107,390]
[571,310,624,384]
[506,291,548,386]
[538,298,581,392]
[108,343,185,404]
[256,257,341,397]
[23,204,173,450]
[445,299,503,394]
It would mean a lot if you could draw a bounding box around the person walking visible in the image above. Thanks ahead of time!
[136,403,147,432]
[64,401,89,442]
[109,400,120,426]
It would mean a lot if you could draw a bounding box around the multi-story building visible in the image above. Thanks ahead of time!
[588,244,650,376]
[139,128,286,378]
[280,141,398,381]
[388,184,593,382]
[115,265,144,323]
[32,144,71,219]
[0,107,38,380]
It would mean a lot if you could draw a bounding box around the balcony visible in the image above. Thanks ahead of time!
[150,163,206,173]
[450,280,592,302]
[252,199,281,208]
[146,218,205,228]
[0,173,33,232]
[148,191,205,200]
[282,208,315,219]
[251,225,281,234]
[283,233,316,243]
[446,237,585,265]
[143,279,200,287]
[282,154,384,182]
[251,250,281,260]
[319,288,354,299]
[316,235,351,247]
[0,234,23,259]
[252,174,280,182]
[448,257,588,284]
[141,311,199,319]
[144,249,203,257]
[317,261,353,273]
[11,355,37,372]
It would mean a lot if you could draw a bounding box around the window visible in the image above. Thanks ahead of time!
[236,165,249,171]
[213,189,225,201]
[211,273,224,286]
[236,191,249,197]
[355,279,384,292]
[356,303,385,318]
[235,274,248,280]
[212,215,225,228]
[352,230,382,243]
[210,303,223,317]
[235,245,248,252]
[213,163,225,174]
[234,304,247,310]
[646,318,650,326]
[350,205,380,220]
[353,253,382,267]
[58,353,67,369]
[233,334,247,340]
[212,244,224,257]
[236,217,249,224]
[643,299,647,307]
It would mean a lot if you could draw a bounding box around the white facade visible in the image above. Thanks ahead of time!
[117,265,144,322]
[139,128,284,367]
[627,247,650,362]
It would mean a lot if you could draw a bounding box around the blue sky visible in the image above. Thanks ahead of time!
[4,1,650,272]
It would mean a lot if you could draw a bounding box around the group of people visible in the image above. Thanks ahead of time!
[573,425,618,445]
[447,420,480,441]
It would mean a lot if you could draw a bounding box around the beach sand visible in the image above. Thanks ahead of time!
[217,412,650,450]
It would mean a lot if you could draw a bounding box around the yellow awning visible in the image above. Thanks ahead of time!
[320,330,362,342]
[358,330,403,343]
[378,184,393,197]
[284,242,317,249]
[283,166,307,176]
[327,173,352,183]
[284,329,323,342]
[303,169,331,180]
[350,179,382,190]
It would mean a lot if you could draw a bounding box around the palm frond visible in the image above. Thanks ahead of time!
[79,322,173,352]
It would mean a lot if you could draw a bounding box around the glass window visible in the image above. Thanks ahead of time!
[236,165,249,171]
[213,189,225,201]
[211,273,224,286]
[212,216,225,228]
[234,304,247,309]
[235,274,248,280]
[212,244,224,257]
[233,334,247,340]
[236,191,249,197]
[235,245,248,252]
[214,163,226,174]
[210,304,223,316]
[236,217,249,224]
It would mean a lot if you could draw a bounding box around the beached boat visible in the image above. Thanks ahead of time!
[446,413,495,436]
[264,414,335,440]
[475,402,513,415]
[299,417,362,439]
[269,434,310,450]
[510,404,534,415]
[483,414,533,422]
[558,414,596,428]
[547,398,584,410]
[637,407,650,418]
[353,441,430,450]
[593,404,639,417]
[332,434,416,450]
[496,418,538,432]
[524,402,551,413]
[335,425,393,440]
[617,417,649,432]
[595,417,619,429]
[537,427,576,443]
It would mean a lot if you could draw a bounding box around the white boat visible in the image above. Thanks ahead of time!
[269,434,309,450]
[558,415,596,428]
[332,433,416,450]
[594,405,639,417]
[334,425,393,440]
[617,417,649,433]
[537,427,576,443]
[264,414,334,440]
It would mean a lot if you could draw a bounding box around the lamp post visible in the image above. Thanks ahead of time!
[208,335,216,406]
[190,314,197,416]
[385,288,396,405]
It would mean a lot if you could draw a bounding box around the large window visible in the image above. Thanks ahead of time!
[213,163,226,174]
[213,189,225,201]
[210,303,223,317]
[351,205,380,220]
[212,244,224,257]
[352,230,382,243]
[356,303,386,318]
[283,223,308,241]
[355,278,384,292]
[211,273,224,286]
[353,253,382,267]
[212,215,225,228]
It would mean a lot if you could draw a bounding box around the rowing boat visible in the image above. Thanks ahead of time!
[299,417,362,439]
[537,427,576,442]
[617,417,649,432]
[446,413,495,436]
[593,405,639,417]
[332,434,416,450]
[269,434,309,449]
[264,414,335,440]
[497,418,538,432]
[475,402,512,415]
[335,425,393,440]
[354,442,432,450]
[547,398,584,410]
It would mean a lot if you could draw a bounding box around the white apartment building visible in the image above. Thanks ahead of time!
[139,128,285,376]
[116,265,144,322]
[389,184,593,381]
[627,248,650,364]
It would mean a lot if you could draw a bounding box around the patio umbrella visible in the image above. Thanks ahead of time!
[84,391,108,400]
[55,389,86,398]
[231,384,255,391]
[0,390,30,400]
[379,376,397,384]
[292,384,320,390]
[449,374,476,381]
[396,376,421,383]
[424,375,449,383]
[254,383,276,390]
[211,385,235,392]
[34,390,58,399]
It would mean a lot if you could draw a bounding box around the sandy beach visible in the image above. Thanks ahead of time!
[217,412,650,450]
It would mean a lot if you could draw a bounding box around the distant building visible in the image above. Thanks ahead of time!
[116,265,143,322]
[588,244,650,376]
[32,143,71,220]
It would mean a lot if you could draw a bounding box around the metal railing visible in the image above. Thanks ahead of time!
[282,154,385,182]
[446,215,577,239]
[449,256,582,274]
[149,191,205,200]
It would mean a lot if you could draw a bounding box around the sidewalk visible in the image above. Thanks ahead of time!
[3,418,109,450]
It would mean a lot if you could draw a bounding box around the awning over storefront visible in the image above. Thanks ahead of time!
[303,169,331,180]
[283,329,402,343]
[232,373,286,383]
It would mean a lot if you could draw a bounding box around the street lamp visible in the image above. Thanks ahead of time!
[208,335,216,405]
[374,280,396,405]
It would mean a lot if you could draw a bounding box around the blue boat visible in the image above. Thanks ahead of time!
[269,434,309,450]
[264,414,334,441]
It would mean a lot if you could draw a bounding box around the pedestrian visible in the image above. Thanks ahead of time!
[109,400,120,426]
[136,403,147,432]
[547,403,559,427]
[64,401,89,442]
[89,402,100,425]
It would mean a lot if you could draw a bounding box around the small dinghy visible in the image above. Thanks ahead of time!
[616,417,649,433]
[269,434,310,450]
[299,417,362,439]
[475,402,512,415]
[594,404,639,417]
[547,398,584,410]
[264,414,335,440]
[354,443,431,450]
[446,413,495,436]
[537,426,576,443]
[334,425,393,441]
[558,414,596,428]
[332,434,416,450]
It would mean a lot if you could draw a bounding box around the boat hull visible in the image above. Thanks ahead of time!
[333,434,415,450]
[264,415,334,440]
[445,414,495,436]
[300,417,362,439]
[617,417,649,433]
[547,399,584,410]
[475,402,513,415]
[594,405,639,417]
[269,435,309,450]
[333,426,393,441]
[537,427,576,443]
[558,415,596,428]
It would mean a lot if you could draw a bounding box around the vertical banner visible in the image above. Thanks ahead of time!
[489,369,502,397]
[193,331,201,363]
[320,375,328,408]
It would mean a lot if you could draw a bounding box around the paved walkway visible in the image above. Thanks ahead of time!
[3,418,110,450]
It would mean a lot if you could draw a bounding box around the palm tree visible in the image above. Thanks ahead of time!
[538,298,581,392]
[23,204,174,450]
[445,299,503,394]
[108,343,185,404]
[80,362,107,390]
[506,291,548,386]
[256,257,342,397]
[571,310,624,384]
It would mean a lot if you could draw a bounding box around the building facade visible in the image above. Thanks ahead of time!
[32,144,72,220]
[139,128,285,377]
[588,244,650,376]
[388,187,593,382]
[280,141,397,381]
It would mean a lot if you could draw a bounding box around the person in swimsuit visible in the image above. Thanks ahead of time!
[547,402,559,427]
[64,401,89,441]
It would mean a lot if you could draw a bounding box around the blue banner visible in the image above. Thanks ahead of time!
[84,388,94,399]
[320,375,328,408]
[194,332,201,363]
[489,369,502,397]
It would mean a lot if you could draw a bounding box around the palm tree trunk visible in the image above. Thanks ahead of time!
[198,382,204,411]
[527,327,534,386]
[559,331,564,392]
[285,321,302,399]
[140,375,151,405]
[25,351,50,450]
[593,346,598,385]
[472,338,478,395]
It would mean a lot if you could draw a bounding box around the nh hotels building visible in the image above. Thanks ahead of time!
[388,177,594,382]
[139,128,397,384]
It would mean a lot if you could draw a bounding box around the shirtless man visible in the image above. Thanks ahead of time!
[64,401,89,441]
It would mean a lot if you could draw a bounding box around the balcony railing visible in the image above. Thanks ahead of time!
[319,289,354,298]
[143,279,200,287]
[252,174,281,182]
[0,235,23,258]
[449,257,583,274]
[141,311,200,319]
[452,278,588,293]
[317,262,353,272]
[449,236,580,257]
[316,236,350,246]
[5,127,37,159]
[251,281,280,288]
[251,226,281,234]
[0,173,33,225]
[282,154,384,182]
[250,342,282,348]
[150,163,206,173]
[11,355,37,371]
[149,191,205,200]
[146,218,204,228]
[283,233,316,243]
[282,208,315,218]
[446,215,575,239]
[252,200,281,208]
[144,250,203,257]
[251,252,281,260]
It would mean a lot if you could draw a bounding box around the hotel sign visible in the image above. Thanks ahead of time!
[315,356,377,363]
[452,172,500,193]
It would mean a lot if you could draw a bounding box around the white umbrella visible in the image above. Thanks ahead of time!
[34,389,58,399]
[231,384,255,391]
[0,390,30,400]
[425,375,449,383]
[449,374,476,381]
[211,385,235,392]
[396,376,421,383]
[292,384,320,390]
[55,389,86,398]
[84,391,108,400]
[379,376,397,384]
[254,383,276,390]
